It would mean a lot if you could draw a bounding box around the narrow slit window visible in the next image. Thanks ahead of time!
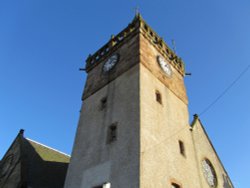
[179,140,185,156]
[100,97,107,110]
[107,124,117,143]
[155,91,162,104]
[171,183,181,188]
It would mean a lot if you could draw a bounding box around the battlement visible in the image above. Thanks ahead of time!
[85,14,185,76]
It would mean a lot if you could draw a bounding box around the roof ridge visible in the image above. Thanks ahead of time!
[26,138,71,157]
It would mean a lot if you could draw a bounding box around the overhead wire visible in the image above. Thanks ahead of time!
[199,64,250,116]
[119,64,250,186]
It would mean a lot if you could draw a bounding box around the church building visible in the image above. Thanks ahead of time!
[0,14,234,188]
[64,14,234,188]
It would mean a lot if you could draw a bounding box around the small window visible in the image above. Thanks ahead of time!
[179,140,185,156]
[155,91,162,104]
[107,124,117,143]
[171,183,181,188]
[100,97,107,110]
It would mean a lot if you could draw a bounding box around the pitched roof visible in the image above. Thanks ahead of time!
[0,130,70,188]
[25,138,70,163]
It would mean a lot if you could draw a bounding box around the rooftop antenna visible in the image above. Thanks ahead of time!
[172,39,177,54]
[171,39,192,76]
[134,6,140,16]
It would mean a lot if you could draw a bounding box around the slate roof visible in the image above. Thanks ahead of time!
[26,138,70,163]
[0,130,70,188]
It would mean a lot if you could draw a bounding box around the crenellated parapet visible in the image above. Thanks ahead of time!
[137,14,185,76]
[85,17,139,72]
[85,14,185,76]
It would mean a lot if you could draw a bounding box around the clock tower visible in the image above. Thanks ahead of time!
[64,14,234,188]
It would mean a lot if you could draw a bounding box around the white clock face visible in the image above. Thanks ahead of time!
[202,159,217,187]
[157,56,172,77]
[103,54,119,72]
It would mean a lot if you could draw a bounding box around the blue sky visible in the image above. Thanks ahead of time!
[0,0,249,187]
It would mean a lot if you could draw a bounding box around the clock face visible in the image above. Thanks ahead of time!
[103,54,119,73]
[202,159,217,187]
[0,154,14,180]
[157,56,172,77]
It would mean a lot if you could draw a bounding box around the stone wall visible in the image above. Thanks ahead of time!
[0,135,22,188]
[65,22,233,188]
[191,117,234,188]
[65,33,141,188]
[139,33,200,186]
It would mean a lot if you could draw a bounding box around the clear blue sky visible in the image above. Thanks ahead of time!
[0,0,249,187]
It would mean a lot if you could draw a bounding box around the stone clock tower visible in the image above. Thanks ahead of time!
[64,14,234,188]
